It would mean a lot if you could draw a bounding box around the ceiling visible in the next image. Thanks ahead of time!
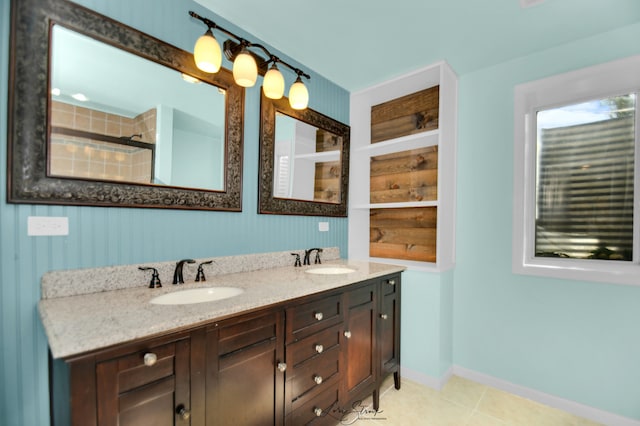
[193,0,640,92]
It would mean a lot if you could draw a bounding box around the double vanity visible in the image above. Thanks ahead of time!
[40,249,404,425]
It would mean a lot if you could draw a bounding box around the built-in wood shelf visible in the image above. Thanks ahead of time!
[349,61,457,271]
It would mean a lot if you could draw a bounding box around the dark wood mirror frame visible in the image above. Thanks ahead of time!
[7,0,245,211]
[258,92,350,217]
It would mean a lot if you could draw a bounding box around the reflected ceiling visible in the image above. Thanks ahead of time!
[194,0,640,91]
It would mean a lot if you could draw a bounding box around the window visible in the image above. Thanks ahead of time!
[513,55,640,286]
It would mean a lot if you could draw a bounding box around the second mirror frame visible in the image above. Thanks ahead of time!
[258,92,350,217]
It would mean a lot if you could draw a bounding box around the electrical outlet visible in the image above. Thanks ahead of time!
[318,222,329,232]
[27,216,69,236]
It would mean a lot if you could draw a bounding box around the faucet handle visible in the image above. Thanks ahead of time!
[314,248,323,264]
[138,267,162,288]
[291,253,302,267]
[196,260,213,282]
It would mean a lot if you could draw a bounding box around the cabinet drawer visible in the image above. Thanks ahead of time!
[286,384,340,426]
[287,294,342,343]
[289,344,340,403]
[287,324,341,368]
[217,310,278,356]
[381,274,400,296]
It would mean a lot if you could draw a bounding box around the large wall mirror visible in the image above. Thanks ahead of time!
[259,92,350,216]
[8,0,244,210]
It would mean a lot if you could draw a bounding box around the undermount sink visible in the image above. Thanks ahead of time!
[150,287,244,305]
[305,266,356,275]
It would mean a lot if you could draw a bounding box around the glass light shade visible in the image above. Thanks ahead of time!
[193,30,222,73]
[232,50,258,87]
[263,65,285,99]
[289,77,309,110]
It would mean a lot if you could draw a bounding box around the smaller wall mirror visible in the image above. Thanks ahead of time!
[259,92,350,216]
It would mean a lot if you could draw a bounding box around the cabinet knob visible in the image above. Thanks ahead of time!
[344,330,351,339]
[277,362,287,372]
[387,279,396,286]
[315,344,324,354]
[314,407,323,417]
[380,313,388,320]
[176,405,190,420]
[314,375,323,385]
[314,312,324,321]
[143,352,157,367]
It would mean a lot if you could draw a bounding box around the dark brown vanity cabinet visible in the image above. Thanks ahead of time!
[285,294,343,425]
[376,274,401,407]
[62,273,401,426]
[205,309,285,426]
[342,274,401,410]
[67,332,195,426]
[343,282,377,404]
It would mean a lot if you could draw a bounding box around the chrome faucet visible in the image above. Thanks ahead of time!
[303,248,323,265]
[173,259,195,284]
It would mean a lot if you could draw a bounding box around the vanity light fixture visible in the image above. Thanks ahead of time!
[232,44,258,87]
[193,28,222,73]
[189,10,311,109]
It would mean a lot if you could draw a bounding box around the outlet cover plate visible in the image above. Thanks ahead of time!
[28,216,69,236]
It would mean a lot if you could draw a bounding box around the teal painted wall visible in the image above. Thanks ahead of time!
[454,22,640,420]
[0,0,349,424]
[400,270,454,380]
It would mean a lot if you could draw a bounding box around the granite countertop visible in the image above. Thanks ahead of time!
[39,257,404,359]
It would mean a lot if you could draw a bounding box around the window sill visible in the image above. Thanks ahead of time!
[512,256,640,287]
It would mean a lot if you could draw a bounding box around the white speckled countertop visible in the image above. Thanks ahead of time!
[39,249,405,359]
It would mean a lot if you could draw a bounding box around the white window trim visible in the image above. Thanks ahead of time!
[513,55,640,286]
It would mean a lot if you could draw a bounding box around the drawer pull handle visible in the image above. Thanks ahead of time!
[143,352,157,367]
[380,313,389,320]
[277,362,287,372]
[387,279,396,286]
[315,344,324,353]
[344,330,351,339]
[176,405,190,420]
[314,375,323,385]
[314,312,324,321]
[314,407,323,417]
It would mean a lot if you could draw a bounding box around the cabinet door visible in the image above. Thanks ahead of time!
[206,309,285,426]
[95,337,191,426]
[379,275,401,379]
[342,282,377,403]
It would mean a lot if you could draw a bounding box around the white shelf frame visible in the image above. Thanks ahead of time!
[348,61,458,272]
[294,150,341,162]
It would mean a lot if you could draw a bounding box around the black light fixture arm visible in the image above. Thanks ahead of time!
[189,11,310,80]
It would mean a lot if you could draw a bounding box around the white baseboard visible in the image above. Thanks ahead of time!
[452,366,640,426]
[401,365,453,391]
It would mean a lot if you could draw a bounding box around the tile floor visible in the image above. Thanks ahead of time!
[334,375,601,426]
